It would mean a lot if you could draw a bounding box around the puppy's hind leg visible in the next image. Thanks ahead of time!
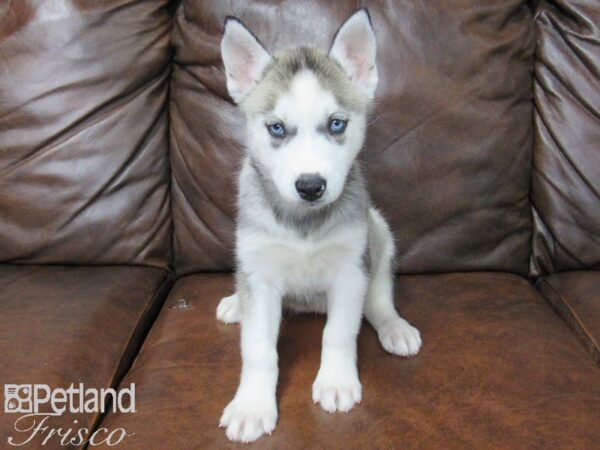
[365,208,422,357]
[216,293,241,324]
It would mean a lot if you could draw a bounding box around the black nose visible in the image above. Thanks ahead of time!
[295,174,327,202]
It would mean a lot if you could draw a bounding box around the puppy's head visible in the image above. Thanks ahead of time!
[221,9,377,208]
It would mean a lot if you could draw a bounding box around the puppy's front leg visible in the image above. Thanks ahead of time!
[313,263,367,413]
[220,275,282,443]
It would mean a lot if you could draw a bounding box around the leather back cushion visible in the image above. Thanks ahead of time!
[531,0,600,276]
[171,0,535,275]
[0,1,172,269]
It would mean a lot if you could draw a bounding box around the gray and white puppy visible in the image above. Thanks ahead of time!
[217,9,422,443]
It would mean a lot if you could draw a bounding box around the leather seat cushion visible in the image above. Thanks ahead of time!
[96,272,600,449]
[0,265,171,449]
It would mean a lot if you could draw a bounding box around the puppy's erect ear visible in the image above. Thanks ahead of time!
[329,9,378,100]
[221,17,272,104]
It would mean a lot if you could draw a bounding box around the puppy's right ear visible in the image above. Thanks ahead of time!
[221,17,272,104]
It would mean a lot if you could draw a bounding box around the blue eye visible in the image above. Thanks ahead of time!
[329,118,347,134]
[267,122,286,138]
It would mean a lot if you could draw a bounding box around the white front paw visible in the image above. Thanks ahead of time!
[219,392,277,443]
[378,318,422,356]
[216,294,241,324]
[312,368,362,413]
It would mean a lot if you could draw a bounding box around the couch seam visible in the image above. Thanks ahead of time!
[83,270,174,449]
[538,278,600,364]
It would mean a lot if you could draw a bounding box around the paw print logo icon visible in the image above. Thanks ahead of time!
[4,385,33,414]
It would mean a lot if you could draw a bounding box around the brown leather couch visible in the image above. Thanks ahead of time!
[1,1,598,449]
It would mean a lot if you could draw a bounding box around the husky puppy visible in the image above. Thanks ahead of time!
[217,9,422,443]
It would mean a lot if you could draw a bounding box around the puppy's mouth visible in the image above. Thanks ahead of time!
[297,197,328,208]
[305,199,325,206]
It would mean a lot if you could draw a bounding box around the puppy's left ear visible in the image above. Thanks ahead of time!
[329,9,378,100]
[221,17,272,103]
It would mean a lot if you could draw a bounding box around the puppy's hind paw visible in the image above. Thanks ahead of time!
[378,318,422,356]
[216,294,241,324]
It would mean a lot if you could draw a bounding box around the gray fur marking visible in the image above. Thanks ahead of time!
[241,157,370,240]
[317,123,346,145]
[243,48,367,115]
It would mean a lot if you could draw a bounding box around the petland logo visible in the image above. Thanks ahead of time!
[4,383,136,447]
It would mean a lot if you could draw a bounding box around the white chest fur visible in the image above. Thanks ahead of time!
[237,222,367,298]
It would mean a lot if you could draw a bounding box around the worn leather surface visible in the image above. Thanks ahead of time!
[0,265,171,449]
[170,0,535,275]
[538,271,600,365]
[96,273,600,449]
[531,0,600,276]
[0,1,173,269]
